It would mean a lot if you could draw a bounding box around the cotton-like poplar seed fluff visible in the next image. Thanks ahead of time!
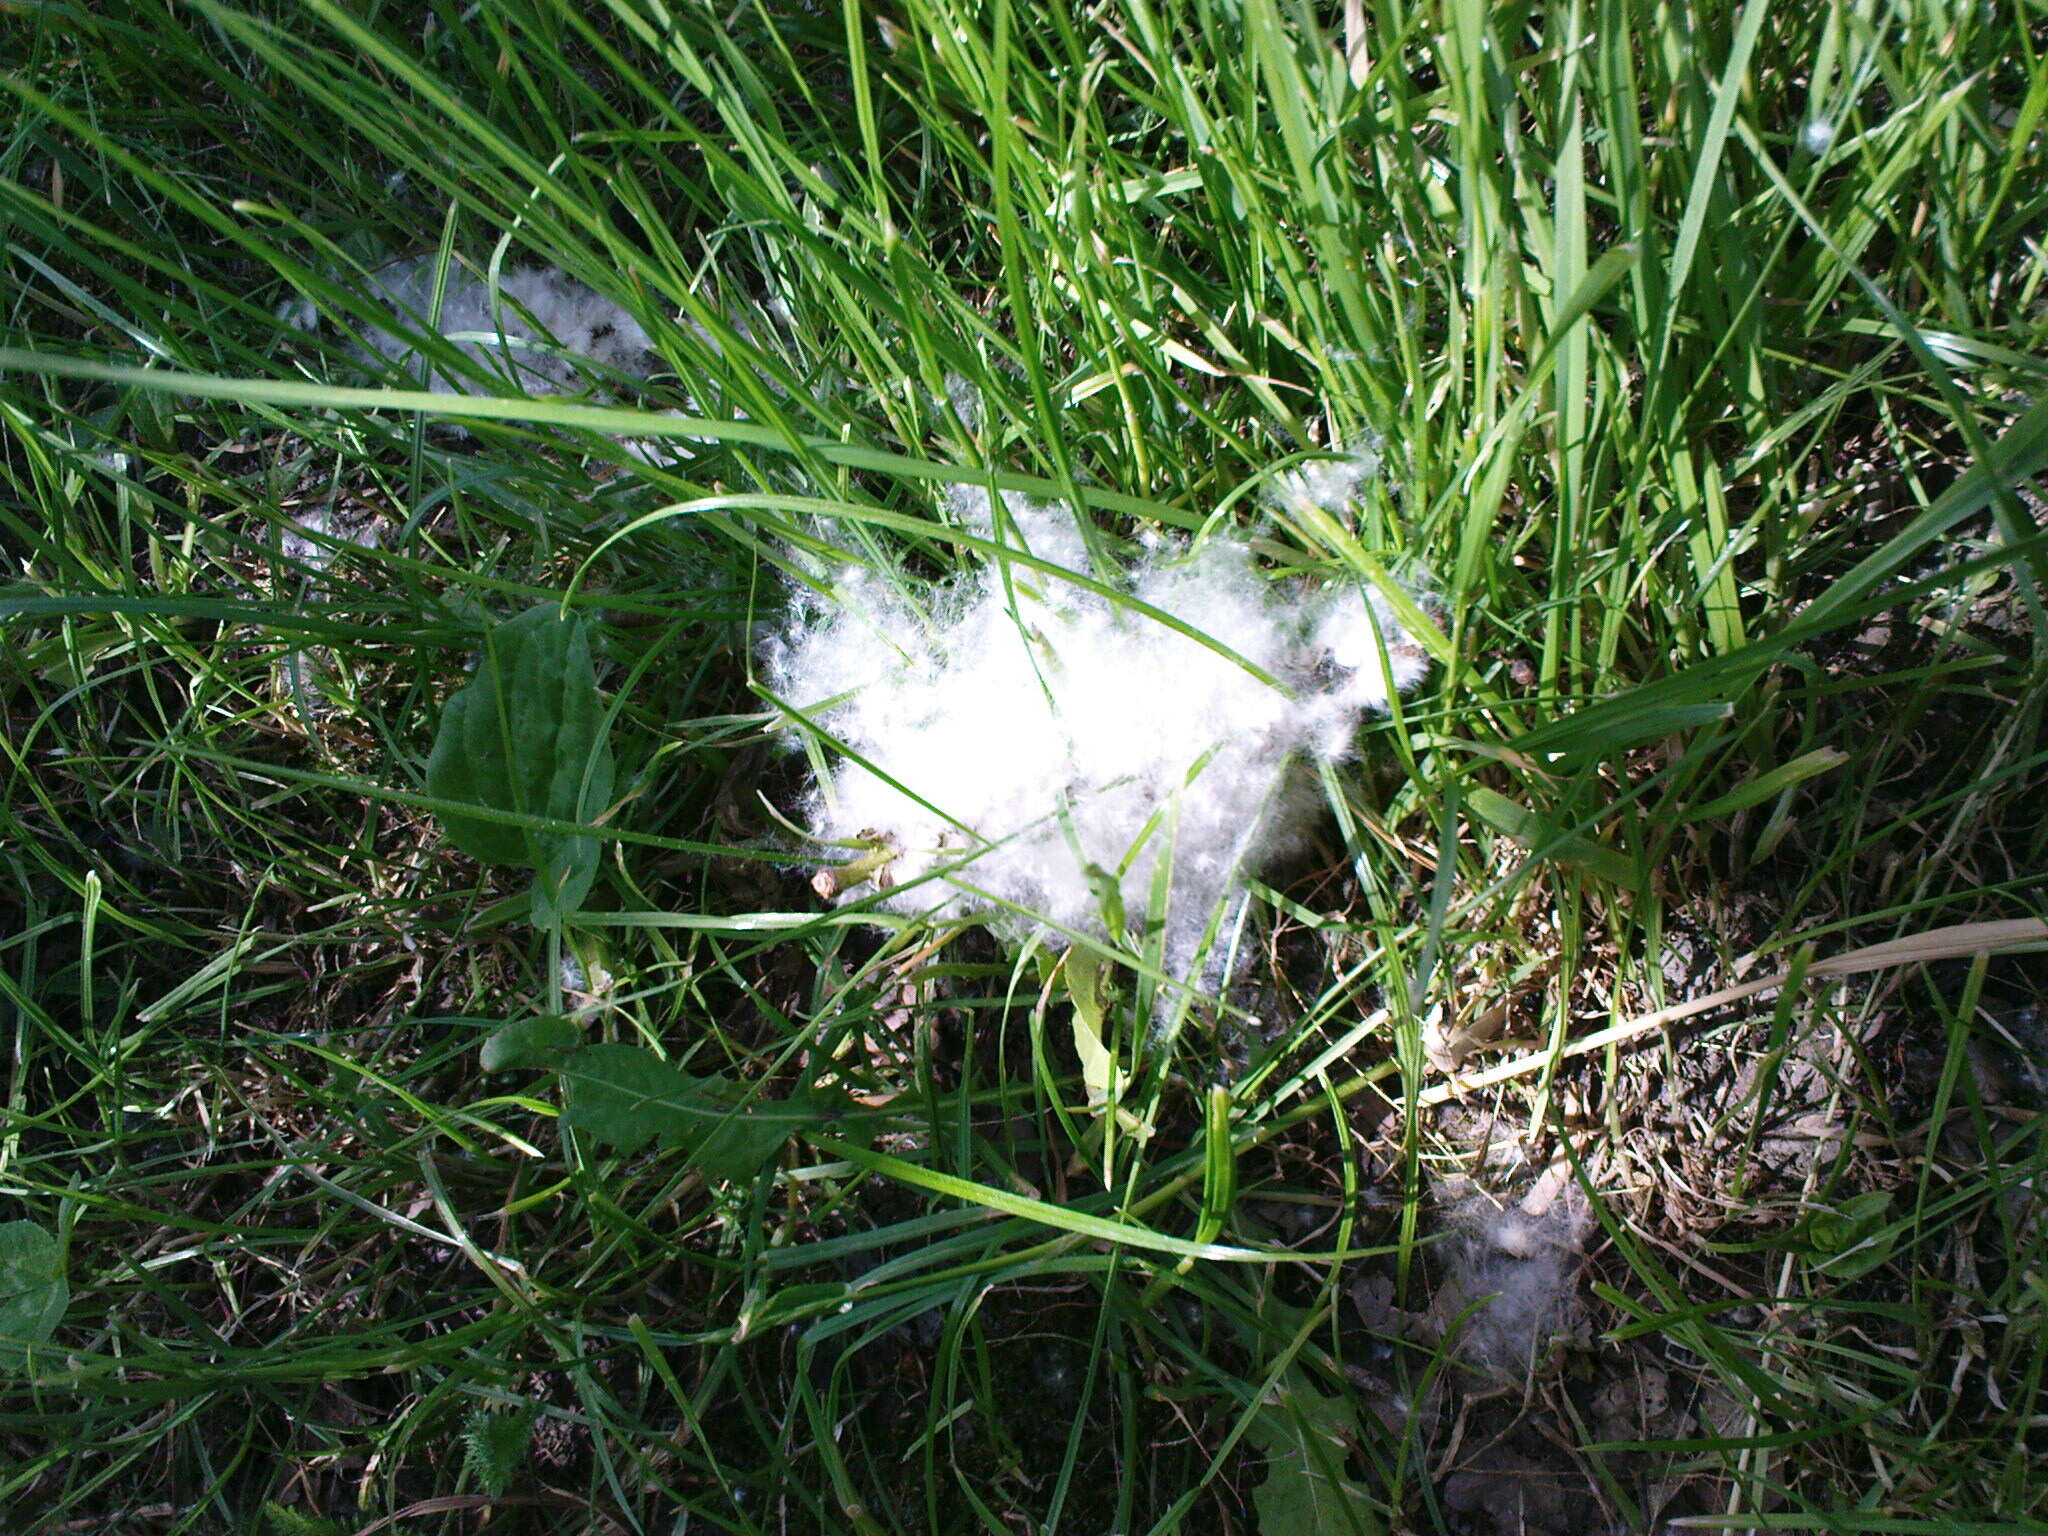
[282,257,661,396]
[282,259,810,463]
[762,482,1430,983]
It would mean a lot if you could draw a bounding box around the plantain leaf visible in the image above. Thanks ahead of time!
[557,1043,822,1181]
[426,604,615,926]
[0,1220,67,1369]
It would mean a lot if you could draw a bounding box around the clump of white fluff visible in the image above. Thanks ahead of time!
[283,256,659,396]
[762,485,1429,983]
[1273,442,1385,517]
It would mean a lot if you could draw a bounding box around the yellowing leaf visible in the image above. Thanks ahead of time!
[1065,947,1122,1112]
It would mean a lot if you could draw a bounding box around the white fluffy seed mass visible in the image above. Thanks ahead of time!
[287,257,660,395]
[763,487,1429,980]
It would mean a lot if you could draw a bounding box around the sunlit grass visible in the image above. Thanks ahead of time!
[3,0,2045,1531]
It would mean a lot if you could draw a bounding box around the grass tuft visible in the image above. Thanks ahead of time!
[3,1,2044,1531]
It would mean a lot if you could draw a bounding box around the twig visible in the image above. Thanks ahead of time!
[1419,917,2048,1107]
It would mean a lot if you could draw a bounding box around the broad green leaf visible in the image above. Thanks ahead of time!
[1248,1367,1381,1536]
[557,1043,820,1181]
[1062,948,1152,1138]
[0,1220,67,1368]
[1465,787,1639,889]
[426,604,615,926]
[1804,1192,1898,1280]
[558,1043,694,1156]
[479,1015,583,1072]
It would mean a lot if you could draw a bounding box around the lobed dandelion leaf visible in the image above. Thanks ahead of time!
[1247,1366,1382,1536]
[558,1043,825,1182]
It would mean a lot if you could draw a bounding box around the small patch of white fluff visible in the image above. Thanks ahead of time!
[280,507,384,570]
[291,257,660,396]
[1435,1188,1593,1382]
[945,481,1093,573]
[763,489,1428,981]
[1272,440,1385,518]
[280,507,338,569]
